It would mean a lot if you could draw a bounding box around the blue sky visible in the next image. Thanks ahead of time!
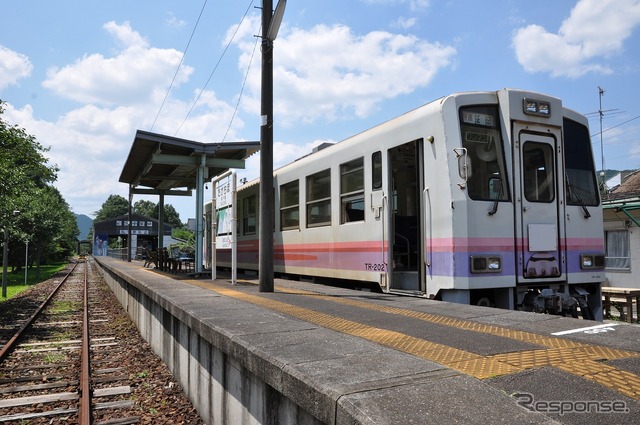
[1,0,640,221]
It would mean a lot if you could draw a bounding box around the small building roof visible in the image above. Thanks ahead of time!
[119,130,260,193]
[609,170,640,201]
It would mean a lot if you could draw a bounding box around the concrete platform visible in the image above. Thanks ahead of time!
[94,257,640,424]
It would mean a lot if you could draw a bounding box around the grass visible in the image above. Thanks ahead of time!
[0,262,68,301]
[43,352,67,363]
[50,300,81,314]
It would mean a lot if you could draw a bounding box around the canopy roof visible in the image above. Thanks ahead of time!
[119,130,260,194]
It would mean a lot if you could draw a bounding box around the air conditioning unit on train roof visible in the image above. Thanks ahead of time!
[312,142,334,153]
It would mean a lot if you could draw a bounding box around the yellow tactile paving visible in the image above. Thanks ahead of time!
[186,279,640,400]
[555,361,640,400]
[190,280,522,379]
[449,357,522,379]
[275,285,592,351]
[492,348,594,369]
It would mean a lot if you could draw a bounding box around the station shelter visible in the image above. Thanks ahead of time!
[93,213,173,259]
[118,130,259,272]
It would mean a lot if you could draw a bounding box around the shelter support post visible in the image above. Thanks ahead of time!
[159,192,165,265]
[195,155,206,273]
[127,186,133,262]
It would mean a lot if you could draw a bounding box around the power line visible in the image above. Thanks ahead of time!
[222,23,261,142]
[150,0,209,132]
[598,86,605,177]
[590,114,640,138]
[175,0,256,137]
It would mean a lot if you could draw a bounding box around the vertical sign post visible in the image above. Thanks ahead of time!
[212,172,236,284]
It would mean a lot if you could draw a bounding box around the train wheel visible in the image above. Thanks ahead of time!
[476,297,492,307]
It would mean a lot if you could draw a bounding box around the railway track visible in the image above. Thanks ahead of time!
[0,258,203,424]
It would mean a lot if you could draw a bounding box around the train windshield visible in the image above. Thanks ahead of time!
[459,105,509,201]
[563,118,599,206]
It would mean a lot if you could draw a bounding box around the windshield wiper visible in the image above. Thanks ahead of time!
[488,177,503,216]
[566,174,591,219]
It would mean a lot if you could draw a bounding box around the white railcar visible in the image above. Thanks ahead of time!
[211,89,605,319]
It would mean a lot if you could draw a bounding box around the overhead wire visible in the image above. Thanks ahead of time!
[150,0,209,132]
[174,0,256,137]
[590,114,640,138]
[222,22,261,142]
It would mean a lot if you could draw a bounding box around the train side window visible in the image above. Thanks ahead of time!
[563,118,599,206]
[242,195,257,235]
[340,158,365,223]
[372,151,382,190]
[306,169,331,227]
[280,180,299,230]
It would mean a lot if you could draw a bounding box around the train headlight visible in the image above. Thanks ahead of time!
[471,255,502,273]
[487,257,501,270]
[580,254,605,269]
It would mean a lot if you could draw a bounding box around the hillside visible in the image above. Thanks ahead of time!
[75,214,93,240]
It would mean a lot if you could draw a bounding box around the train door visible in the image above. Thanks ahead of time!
[388,139,425,294]
[513,125,565,283]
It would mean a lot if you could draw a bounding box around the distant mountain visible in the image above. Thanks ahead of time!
[599,169,636,185]
[598,169,629,181]
[75,214,93,240]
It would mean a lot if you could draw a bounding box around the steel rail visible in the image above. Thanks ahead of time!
[78,260,92,424]
[0,261,79,363]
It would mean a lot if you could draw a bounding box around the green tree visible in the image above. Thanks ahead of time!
[133,200,156,218]
[160,204,182,227]
[1,100,78,282]
[132,199,182,227]
[171,226,195,254]
[1,101,57,227]
[13,186,79,277]
[93,194,129,222]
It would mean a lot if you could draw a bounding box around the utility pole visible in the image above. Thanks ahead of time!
[259,0,275,292]
[598,86,606,192]
[259,0,286,292]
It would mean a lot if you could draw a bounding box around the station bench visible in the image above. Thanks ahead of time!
[602,287,640,323]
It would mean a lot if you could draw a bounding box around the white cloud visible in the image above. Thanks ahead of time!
[235,17,455,125]
[362,0,430,11]
[42,22,193,106]
[166,13,187,30]
[5,17,455,218]
[4,87,244,217]
[0,45,33,89]
[512,0,640,78]
[4,20,247,218]
[238,138,334,183]
[104,21,149,49]
[393,17,417,29]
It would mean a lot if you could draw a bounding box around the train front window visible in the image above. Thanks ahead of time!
[523,142,555,203]
[459,105,509,201]
[563,118,599,206]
